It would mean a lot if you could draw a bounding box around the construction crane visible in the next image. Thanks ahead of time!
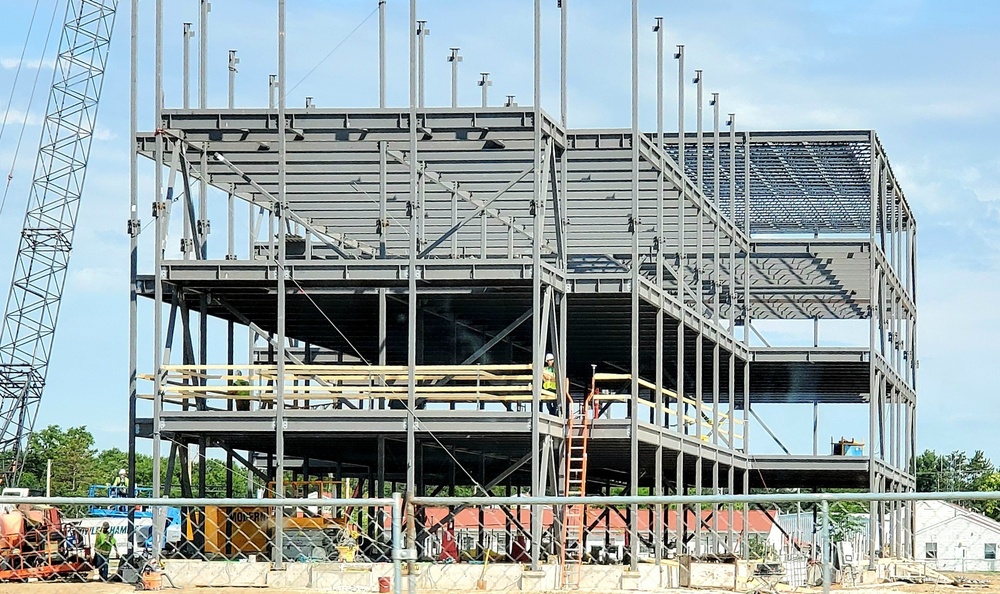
[0,0,119,486]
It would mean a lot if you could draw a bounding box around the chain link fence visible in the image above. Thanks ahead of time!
[0,494,402,591]
[0,491,995,591]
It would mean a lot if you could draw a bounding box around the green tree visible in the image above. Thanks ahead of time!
[15,425,254,498]
[21,425,98,496]
[980,473,1000,522]
[965,450,996,491]
[828,502,866,543]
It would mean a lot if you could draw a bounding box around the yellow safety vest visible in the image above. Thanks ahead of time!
[542,366,557,391]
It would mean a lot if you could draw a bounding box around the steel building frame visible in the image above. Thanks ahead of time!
[127,0,916,567]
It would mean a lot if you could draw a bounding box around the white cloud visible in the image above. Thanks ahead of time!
[92,125,115,141]
[69,266,124,294]
[0,108,43,127]
[0,57,55,70]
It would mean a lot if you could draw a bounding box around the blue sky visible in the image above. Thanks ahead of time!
[0,1,996,464]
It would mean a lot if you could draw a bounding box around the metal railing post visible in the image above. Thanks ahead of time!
[822,499,831,594]
[392,492,404,594]
[407,497,417,594]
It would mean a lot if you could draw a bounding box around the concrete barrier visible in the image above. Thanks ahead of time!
[312,562,376,591]
[162,559,270,587]
[267,563,312,588]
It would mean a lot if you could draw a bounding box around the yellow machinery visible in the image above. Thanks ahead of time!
[193,480,361,560]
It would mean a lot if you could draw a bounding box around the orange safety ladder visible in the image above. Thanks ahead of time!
[560,376,596,589]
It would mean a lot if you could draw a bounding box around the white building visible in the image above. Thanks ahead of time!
[916,500,1000,572]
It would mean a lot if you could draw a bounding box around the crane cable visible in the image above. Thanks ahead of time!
[284,4,380,98]
[0,0,43,148]
[0,0,62,217]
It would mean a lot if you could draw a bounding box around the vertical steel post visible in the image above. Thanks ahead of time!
[693,68,705,555]
[182,23,193,109]
[406,0,418,588]
[379,0,386,108]
[674,43,686,554]
[814,314,819,456]
[821,500,831,594]
[417,20,429,108]
[653,14,664,570]
[868,143,880,569]
[227,49,237,265]
[628,0,640,571]
[710,91,720,454]
[127,0,140,557]
[676,46,685,181]
[558,0,569,431]
[695,70,703,191]
[196,2,211,502]
[392,493,404,594]
[448,48,461,108]
[530,0,542,571]
[200,0,209,107]
[479,72,490,108]
[228,50,239,109]
[727,112,736,553]
[742,130,751,549]
[560,0,567,127]
[151,0,164,556]
[274,0,287,569]
[268,74,277,109]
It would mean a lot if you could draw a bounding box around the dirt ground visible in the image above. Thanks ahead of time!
[0,572,996,594]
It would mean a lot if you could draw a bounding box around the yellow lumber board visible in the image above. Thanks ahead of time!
[162,363,531,372]
[593,372,631,381]
[164,384,535,394]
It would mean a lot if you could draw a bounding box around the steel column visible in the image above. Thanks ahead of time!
[653,13,665,571]
[273,0,287,568]
[529,0,542,570]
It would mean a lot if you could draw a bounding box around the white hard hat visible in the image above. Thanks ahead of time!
[545,353,554,361]
[119,469,127,475]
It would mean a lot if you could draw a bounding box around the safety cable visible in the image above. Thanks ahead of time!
[285,5,380,98]
[0,0,62,216]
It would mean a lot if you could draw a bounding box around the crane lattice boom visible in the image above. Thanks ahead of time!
[0,0,118,485]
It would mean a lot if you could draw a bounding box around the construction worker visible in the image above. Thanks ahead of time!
[234,370,251,411]
[111,469,129,497]
[542,353,557,392]
[542,353,559,415]
[94,522,116,581]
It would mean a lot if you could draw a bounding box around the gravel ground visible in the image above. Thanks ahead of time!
[0,572,995,594]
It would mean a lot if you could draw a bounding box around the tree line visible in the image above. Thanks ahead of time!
[16,425,250,498]
[916,449,1000,520]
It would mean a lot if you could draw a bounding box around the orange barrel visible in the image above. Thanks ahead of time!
[378,577,391,593]
[142,570,163,590]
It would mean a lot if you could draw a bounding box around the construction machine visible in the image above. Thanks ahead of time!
[0,503,90,581]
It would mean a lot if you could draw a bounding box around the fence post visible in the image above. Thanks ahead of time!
[392,492,404,594]
[821,500,831,594]
[407,498,417,594]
